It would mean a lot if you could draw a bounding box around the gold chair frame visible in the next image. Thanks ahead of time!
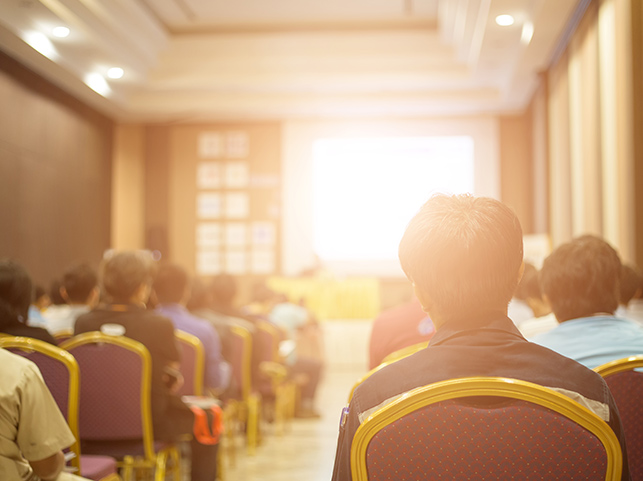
[594,354,643,376]
[174,329,205,396]
[0,336,82,474]
[351,377,622,481]
[61,332,181,481]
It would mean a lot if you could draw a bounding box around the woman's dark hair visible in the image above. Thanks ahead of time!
[0,259,33,328]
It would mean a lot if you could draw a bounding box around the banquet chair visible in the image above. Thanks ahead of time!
[595,355,643,481]
[351,377,622,481]
[61,332,181,481]
[53,329,74,344]
[174,329,205,396]
[0,336,120,481]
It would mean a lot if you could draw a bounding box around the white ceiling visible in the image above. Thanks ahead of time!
[0,0,582,122]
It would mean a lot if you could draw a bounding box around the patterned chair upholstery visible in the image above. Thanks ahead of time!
[0,336,120,481]
[61,332,181,481]
[595,355,643,481]
[174,329,204,397]
[351,377,622,481]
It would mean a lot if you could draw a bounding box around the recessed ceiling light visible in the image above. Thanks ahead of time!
[107,67,124,79]
[495,14,515,27]
[24,32,57,59]
[52,26,70,38]
[85,73,111,97]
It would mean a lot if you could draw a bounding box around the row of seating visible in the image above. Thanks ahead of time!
[0,319,298,481]
[347,341,643,480]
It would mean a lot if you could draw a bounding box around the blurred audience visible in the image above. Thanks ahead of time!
[0,260,57,345]
[616,263,643,324]
[154,263,231,395]
[75,250,219,481]
[533,235,643,368]
[42,263,99,335]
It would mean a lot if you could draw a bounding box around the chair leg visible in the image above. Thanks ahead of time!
[121,455,135,481]
[247,393,261,455]
[154,450,168,481]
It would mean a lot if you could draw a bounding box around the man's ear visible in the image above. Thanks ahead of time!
[59,287,70,304]
[517,261,525,284]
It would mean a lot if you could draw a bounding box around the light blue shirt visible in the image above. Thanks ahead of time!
[532,315,643,369]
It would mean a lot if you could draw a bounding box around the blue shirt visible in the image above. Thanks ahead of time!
[157,303,230,391]
[532,315,643,369]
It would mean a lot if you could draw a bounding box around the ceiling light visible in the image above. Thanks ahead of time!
[85,73,111,97]
[495,15,515,27]
[24,31,57,59]
[521,22,534,44]
[107,67,124,79]
[52,26,70,38]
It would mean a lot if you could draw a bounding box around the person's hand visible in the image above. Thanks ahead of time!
[163,366,184,393]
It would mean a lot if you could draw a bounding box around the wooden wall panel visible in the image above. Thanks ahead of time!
[0,51,113,287]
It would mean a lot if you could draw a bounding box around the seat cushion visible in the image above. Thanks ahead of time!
[80,455,118,480]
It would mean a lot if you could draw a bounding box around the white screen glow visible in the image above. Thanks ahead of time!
[313,136,475,261]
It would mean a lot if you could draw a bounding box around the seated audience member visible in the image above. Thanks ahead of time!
[154,264,231,394]
[514,263,558,339]
[616,264,643,324]
[368,296,434,369]
[0,348,89,480]
[331,195,629,481]
[27,285,50,328]
[0,260,57,345]
[43,263,99,335]
[75,251,219,481]
[533,235,643,369]
[209,274,259,327]
[506,263,536,325]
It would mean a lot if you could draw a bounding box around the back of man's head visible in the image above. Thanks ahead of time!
[100,251,155,303]
[154,264,189,304]
[62,263,98,304]
[398,194,523,322]
[540,235,621,322]
[210,274,237,307]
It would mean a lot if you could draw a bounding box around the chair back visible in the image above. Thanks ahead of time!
[380,341,429,364]
[254,320,283,393]
[0,336,81,473]
[61,332,156,461]
[595,355,643,481]
[174,330,204,396]
[351,377,622,481]
[228,325,253,401]
[53,329,74,344]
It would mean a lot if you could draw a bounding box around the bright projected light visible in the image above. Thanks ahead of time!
[313,137,474,262]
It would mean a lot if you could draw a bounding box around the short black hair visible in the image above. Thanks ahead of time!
[0,259,33,323]
[153,264,189,304]
[62,263,98,303]
[398,194,523,322]
[619,264,642,306]
[540,235,621,322]
[100,251,155,303]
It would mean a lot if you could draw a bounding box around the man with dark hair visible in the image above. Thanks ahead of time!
[75,251,219,481]
[43,263,99,334]
[331,195,629,481]
[533,235,643,369]
[154,263,230,394]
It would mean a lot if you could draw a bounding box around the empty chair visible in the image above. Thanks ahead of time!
[351,377,622,481]
[595,355,643,481]
[0,336,120,481]
[62,332,181,481]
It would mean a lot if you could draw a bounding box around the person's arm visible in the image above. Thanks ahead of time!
[29,451,66,481]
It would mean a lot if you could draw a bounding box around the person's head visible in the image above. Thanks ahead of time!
[398,194,523,326]
[100,250,156,304]
[61,263,99,305]
[514,263,550,318]
[48,279,66,305]
[540,235,621,322]
[210,274,238,308]
[619,264,643,307]
[32,285,51,311]
[153,264,190,305]
[187,277,211,311]
[0,260,33,325]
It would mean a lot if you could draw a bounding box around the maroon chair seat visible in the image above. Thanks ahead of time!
[80,455,119,480]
